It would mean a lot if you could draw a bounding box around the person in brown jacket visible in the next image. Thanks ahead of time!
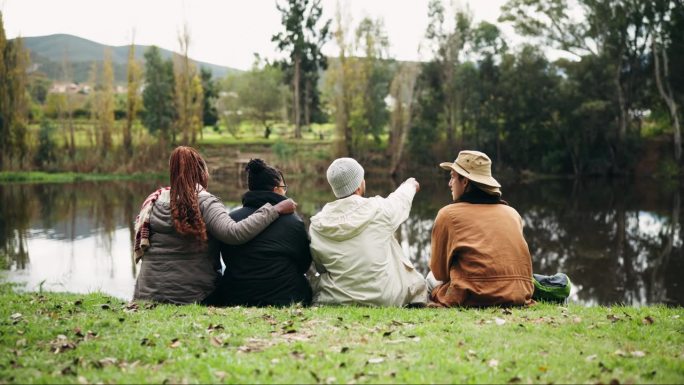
[427,150,534,307]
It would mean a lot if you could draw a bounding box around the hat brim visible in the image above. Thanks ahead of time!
[439,162,501,188]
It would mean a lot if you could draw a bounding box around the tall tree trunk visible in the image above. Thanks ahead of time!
[614,53,628,173]
[653,35,681,163]
[293,54,302,139]
[304,78,311,128]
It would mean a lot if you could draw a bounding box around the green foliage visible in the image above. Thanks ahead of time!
[0,286,682,383]
[34,120,57,168]
[273,139,294,160]
[272,0,331,137]
[200,67,218,127]
[142,46,176,143]
[236,60,287,138]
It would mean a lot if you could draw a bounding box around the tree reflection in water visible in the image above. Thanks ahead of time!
[0,175,681,305]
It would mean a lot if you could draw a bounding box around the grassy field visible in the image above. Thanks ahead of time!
[1,285,682,384]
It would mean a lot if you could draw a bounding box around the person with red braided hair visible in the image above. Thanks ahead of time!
[133,146,297,304]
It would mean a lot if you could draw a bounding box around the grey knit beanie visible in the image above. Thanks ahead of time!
[326,158,365,198]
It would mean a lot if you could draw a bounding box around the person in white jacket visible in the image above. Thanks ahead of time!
[308,157,428,306]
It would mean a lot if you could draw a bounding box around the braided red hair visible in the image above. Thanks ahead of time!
[169,146,209,241]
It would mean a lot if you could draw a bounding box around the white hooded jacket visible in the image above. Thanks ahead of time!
[309,181,428,306]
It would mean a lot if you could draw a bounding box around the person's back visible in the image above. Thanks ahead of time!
[217,192,312,306]
[309,158,427,306]
[133,147,296,305]
[213,159,312,306]
[431,202,533,306]
[428,150,533,307]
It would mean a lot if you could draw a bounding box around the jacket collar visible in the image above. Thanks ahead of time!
[242,190,287,208]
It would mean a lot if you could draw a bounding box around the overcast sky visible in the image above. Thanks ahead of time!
[3,0,516,70]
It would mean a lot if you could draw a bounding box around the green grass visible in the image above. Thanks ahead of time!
[0,171,166,183]
[1,285,682,384]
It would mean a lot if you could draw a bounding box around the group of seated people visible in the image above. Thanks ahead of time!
[133,146,534,307]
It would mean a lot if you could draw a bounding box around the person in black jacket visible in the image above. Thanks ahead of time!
[211,159,312,306]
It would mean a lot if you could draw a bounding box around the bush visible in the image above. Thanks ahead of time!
[34,120,57,168]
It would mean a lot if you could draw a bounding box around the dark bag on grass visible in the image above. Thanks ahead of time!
[532,273,571,303]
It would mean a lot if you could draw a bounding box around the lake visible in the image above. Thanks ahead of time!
[1,173,681,306]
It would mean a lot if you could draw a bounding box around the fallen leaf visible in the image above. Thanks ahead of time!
[214,371,227,381]
[599,361,612,373]
[586,354,598,362]
[10,313,22,321]
[488,359,499,368]
[50,335,77,354]
[170,339,182,348]
[614,349,627,357]
[77,376,88,384]
[207,323,225,333]
[631,351,646,358]
[98,357,118,367]
[642,316,654,325]
[495,317,506,326]
[367,357,384,364]
[61,366,76,376]
[607,314,621,323]
[15,338,27,347]
[411,336,421,342]
[572,317,582,323]
[326,376,337,384]
[538,366,547,372]
[210,337,223,347]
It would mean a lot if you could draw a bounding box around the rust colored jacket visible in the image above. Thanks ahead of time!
[429,202,533,307]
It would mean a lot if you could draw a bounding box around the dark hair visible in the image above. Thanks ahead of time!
[455,175,508,205]
[169,146,209,241]
[245,159,284,191]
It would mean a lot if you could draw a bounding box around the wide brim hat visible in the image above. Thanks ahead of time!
[440,150,501,189]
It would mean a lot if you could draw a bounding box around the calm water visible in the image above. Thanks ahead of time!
[1,173,682,306]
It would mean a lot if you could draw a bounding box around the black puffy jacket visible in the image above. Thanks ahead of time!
[211,190,312,306]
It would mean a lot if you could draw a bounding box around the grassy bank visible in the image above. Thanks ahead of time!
[1,286,682,384]
[0,172,166,184]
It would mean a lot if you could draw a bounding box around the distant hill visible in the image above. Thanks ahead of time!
[17,34,241,83]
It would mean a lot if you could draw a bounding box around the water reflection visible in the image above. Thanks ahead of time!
[0,175,681,306]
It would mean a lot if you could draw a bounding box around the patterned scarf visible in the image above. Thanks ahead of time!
[133,187,170,262]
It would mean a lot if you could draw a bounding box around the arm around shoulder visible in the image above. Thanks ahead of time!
[202,196,279,245]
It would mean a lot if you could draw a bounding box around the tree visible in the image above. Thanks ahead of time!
[500,0,654,173]
[425,0,472,146]
[272,0,331,138]
[387,62,419,175]
[99,49,115,157]
[142,46,176,145]
[124,36,141,157]
[326,6,392,158]
[651,0,684,162]
[200,67,218,128]
[0,12,30,169]
[173,24,203,145]
[237,60,286,139]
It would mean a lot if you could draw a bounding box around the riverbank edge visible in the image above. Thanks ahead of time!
[1,285,682,384]
[0,171,167,184]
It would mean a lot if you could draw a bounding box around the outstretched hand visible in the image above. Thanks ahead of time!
[274,198,297,215]
[406,177,420,193]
